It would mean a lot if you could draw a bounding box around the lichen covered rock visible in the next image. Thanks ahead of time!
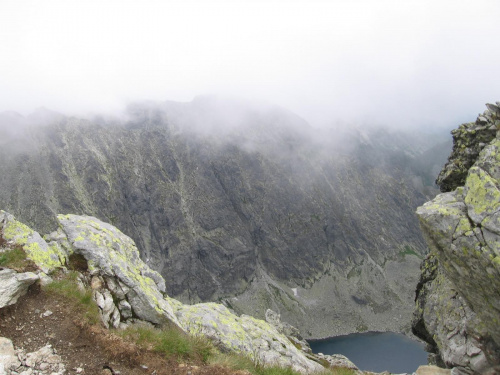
[414,103,500,373]
[0,211,66,273]
[56,214,180,327]
[436,102,499,192]
[0,212,332,373]
[174,302,323,373]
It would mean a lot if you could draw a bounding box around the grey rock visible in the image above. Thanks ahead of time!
[118,300,133,319]
[94,290,120,328]
[38,273,53,286]
[314,353,361,373]
[10,344,66,375]
[436,107,497,193]
[486,103,500,114]
[0,269,38,308]
[265,309,309,353]
[25,345,54,367]
[56,214,181,327]
[414,103,500,373]
[175,302,323,373]
[414,366,451,375]
[478,116,488,124]
[0,337,21,370]
[104,276,126,299]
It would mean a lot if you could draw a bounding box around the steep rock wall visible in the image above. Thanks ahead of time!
[413,103,500,374]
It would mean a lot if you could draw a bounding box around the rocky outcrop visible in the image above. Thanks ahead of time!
[0,211,326,373]
[0,338,65,375]
[54,214,180,328]
[175,303,323,373]
[0,211,66,274]
[413,103,500,374]
[436,103,499,192]
[0,269,38,308]
[0,98,448,337]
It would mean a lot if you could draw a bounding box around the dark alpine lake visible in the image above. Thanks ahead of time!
[308,332,428,373]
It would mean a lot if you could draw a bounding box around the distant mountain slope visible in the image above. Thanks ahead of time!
[0,97,449,337]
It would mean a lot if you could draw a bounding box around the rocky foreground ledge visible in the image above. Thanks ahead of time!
[0,210,365,374]
[413,103,500,374]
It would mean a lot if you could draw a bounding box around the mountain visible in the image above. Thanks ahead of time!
[412,102,500,374]
[0,97,449,338]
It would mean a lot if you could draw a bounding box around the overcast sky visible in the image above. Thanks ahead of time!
[1,0,499,129]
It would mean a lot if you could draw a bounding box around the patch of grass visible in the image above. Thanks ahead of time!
[0,245,35,271]
[328,368,358,375]
[210,353,254,372]
[43,272,100,325]
[210,352,301,375]
[399,245,422,259]
[322,369,357,375]
[118,324,214,363]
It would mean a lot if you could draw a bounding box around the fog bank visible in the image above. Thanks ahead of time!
[1,0,499,129]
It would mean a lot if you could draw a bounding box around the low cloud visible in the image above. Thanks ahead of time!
[0,0,498,130]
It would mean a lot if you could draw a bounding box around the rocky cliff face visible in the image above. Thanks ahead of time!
[413,103,500,374]
[0,97,448,337]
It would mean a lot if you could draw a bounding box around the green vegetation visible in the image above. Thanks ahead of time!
[399,245,422,259]
[356,323,368,332]
[211,352,300,375]
[118,324,213,363]
[0,244,36,271]
[211,351,357,375]
[43,271,100,325]
[119,325,355,375]
[0,246,27,268]
[327,368,358,375]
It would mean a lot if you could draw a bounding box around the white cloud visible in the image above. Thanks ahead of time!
[1,0,499,128]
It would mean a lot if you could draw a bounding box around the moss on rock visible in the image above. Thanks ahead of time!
[0,210,66,273]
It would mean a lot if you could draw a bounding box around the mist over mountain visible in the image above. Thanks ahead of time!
[0,97,450,337]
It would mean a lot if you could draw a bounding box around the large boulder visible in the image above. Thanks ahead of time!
[414,103,500,374]
[55,214,181,327]
[0,268,38,308]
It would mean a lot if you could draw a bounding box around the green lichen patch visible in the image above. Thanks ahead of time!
[464,167,500,223]
[56,214,179,326]
[1,210,66,273]
[453,218,472,240]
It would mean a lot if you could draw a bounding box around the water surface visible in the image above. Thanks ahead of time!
[308,331,428,373]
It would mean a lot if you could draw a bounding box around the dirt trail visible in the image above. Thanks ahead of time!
[0,284,234,375]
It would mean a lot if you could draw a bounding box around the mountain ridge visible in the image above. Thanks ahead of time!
[0,99,448,338]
